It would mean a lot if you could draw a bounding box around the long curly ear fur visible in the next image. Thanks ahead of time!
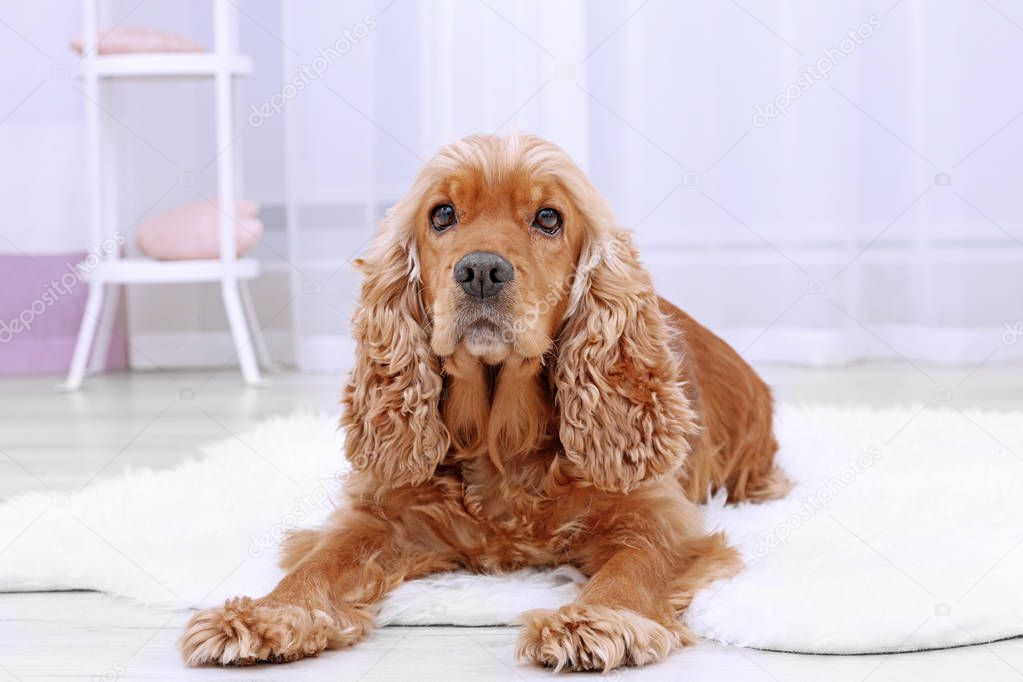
[341,197,450,487]
[555,229,698,494]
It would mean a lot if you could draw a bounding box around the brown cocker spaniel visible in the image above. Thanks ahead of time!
[181,134,788,672]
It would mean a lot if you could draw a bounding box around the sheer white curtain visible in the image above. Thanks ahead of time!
[278,0,1023,371]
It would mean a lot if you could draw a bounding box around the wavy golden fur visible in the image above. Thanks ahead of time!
[180,134,788,672]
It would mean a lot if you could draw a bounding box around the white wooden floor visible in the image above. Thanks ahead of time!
[2,364,1023,681]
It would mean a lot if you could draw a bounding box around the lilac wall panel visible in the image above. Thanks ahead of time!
[0,254,126,376]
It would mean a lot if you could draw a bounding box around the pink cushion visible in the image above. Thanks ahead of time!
[71,27,203,55]
[137,200,262,261]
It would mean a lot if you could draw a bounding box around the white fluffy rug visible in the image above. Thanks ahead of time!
[1,405,1021,654]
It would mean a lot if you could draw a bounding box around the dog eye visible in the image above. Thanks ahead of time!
[533,208,562,235]
[430,204,457,232]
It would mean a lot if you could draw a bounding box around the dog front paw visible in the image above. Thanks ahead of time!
[179,597,368,666]
[515,604,682,672]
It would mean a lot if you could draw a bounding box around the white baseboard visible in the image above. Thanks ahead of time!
[128,330,293,371]
[129,323,1023,373]
[728,324,1023,366]
[128,331,357,373]
[294,334,356,373]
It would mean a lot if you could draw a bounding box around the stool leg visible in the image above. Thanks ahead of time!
[63,282,106,390]
[89,282,121,372]
[221,277,261,386]
[240,279,273,371]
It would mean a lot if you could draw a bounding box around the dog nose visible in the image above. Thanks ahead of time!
[453,251,514,300]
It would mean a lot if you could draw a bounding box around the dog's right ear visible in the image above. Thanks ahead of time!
[341,200,450,487]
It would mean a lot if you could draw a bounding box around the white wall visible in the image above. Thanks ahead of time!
[6,0,1023,371]
[1,1,88,253]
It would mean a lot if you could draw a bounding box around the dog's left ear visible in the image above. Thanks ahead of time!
[555,230,698,494]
